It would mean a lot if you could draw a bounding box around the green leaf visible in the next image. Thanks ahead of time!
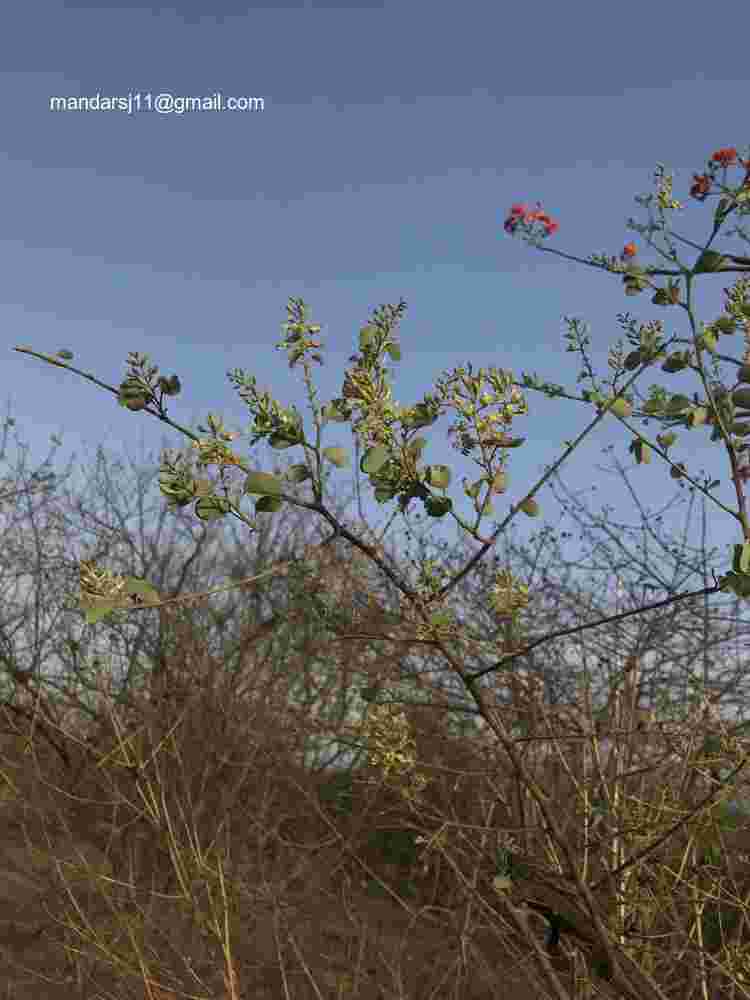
[700,734,723,758]
[403,403,438,430]
[358,325,378,350]
[694,250,727,274]
[623,274,649,296]
[591,957,613,981]
[81,599,119,625]
[714,197,732,226]
[322,446,349,468]
[425,464,451,489]
[490,470,508,493]
[79,574,161,623]
[244,471,284,495]
[361,445,390,475]
[119,395,148,412]
[687,406,708,428]
[719,571,750,599]
[321,400,352,423]
[661,351,689,373]
[122,578,161,606]
[56,349,74,361]
[643,399,665,415]
[255,495,283,513]
[428,611,454,628]
[624,350,643,370]
[732,543,750,575]
[697,330,718,354]
[195,496,232,521]
[406,436,427,460]
[268,433,298,449]
[656,431,677,450]
[286,463,311,483]
[715,316,738,334]
[608,397,632,418]
[666,394,692,415]
[423,495,452,517]
[463,478,482,499]
[629,439,651,464]
[374,485,398,503]
[319,773,355,816]
[474,493,493,515]
[386,343,402,362]
[703,843,722,867]
[157,374,182,396]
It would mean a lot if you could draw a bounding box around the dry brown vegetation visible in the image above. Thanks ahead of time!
[3,542,750,1000]
[3,422,750,998]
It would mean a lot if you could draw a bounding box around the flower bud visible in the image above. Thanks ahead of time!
[518,498,540,517]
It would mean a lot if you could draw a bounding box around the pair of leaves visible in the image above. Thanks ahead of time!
[79,577,161,625]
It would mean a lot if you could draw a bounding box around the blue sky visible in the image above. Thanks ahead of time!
[3,0,750,622]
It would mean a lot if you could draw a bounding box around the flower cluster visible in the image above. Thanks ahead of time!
[354,703,430,803]
[503,201,559,239]
[505,147,750,268]
[690,146,750,201]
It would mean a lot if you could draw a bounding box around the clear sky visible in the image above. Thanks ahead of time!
[2,0,750,621]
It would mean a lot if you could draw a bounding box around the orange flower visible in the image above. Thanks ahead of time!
[690,173,712,201]
[503,201,559,237]
[525,209,559,236]
[711,147,739,168]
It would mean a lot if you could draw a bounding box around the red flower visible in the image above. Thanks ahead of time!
[621,242,637,259]
[526,209,559,236]
[691,149,750,201]
[509,202,529,217]
[503,203,530,233]
[503,201,558,237]
[711,147,739,168]
[690,173,712,201]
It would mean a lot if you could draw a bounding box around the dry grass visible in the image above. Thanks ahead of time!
[1,564,750,998]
